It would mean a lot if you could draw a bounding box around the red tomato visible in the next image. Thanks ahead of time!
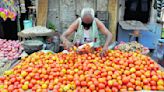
[122,77,129,84]
[75,80,80,86]
[81,81,87,86]
[28,83,33,89]
[8,85,14,91]
[98,83,105,89]
[89,84,95,91]
[112,87,118,92]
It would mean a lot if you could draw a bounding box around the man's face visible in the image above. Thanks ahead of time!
[82,15,93,24]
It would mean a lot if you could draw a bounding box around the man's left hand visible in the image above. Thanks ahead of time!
[100,46,108,57]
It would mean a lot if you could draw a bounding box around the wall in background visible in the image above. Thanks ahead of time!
[47,0,109,33]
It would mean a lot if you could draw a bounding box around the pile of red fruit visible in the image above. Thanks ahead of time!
[0,47,164,92]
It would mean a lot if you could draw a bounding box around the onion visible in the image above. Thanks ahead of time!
[0,39,23,61]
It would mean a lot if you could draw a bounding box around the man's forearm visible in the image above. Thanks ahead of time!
[61,35,70,44]
[104,33,112,48]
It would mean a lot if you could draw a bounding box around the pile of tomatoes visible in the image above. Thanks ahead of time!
[0,47,164,92]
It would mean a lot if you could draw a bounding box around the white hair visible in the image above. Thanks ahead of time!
[81,8,95,19]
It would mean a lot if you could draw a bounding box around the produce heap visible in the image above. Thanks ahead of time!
[21,26,52,34]
[0,45,164,92]
[0,39,23,60]
[114,41,149,55]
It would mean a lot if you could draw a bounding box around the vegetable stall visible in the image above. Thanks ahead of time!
[0,0,163,92]
[0,43,163,91]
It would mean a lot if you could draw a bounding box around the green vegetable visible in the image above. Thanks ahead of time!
[47,22,56,31]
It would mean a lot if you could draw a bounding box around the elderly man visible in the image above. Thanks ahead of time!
[61,8,113,55]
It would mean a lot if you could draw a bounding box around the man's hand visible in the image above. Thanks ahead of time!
[100,46,108,57]
[63,41,74,50]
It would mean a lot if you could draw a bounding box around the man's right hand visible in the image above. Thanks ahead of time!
[63,41,74,50]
